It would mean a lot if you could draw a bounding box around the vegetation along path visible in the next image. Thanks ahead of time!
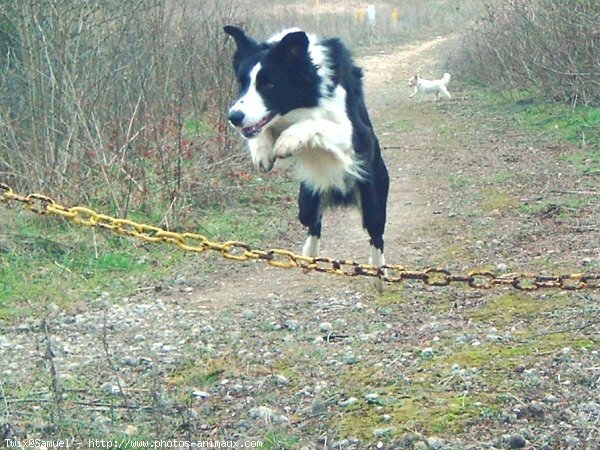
[1,35,599,449]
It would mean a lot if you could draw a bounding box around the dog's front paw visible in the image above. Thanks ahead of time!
[254,156,275,173]
[251,153,276,173]
[249,136,276,172]
[273,129,307,160]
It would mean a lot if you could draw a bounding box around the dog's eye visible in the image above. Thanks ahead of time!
[257,73,274,91]
[238,75,247,86]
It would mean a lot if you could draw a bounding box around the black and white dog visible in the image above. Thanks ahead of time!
[224,26,389,291]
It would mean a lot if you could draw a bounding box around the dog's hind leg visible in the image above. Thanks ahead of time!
[441,86,451,99]
[298,183,322,257]
[358,155,389,293]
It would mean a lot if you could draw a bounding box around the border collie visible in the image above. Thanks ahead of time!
[408,72,451,102]
[224,25,389,291]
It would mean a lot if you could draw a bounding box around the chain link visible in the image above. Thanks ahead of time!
[2,182,599,291]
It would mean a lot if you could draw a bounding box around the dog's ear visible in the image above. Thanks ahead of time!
[276,31,309,61]
[224,26,257,50]
[224,25,260,72]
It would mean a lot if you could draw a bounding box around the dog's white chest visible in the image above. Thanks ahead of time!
[275,113,359,191]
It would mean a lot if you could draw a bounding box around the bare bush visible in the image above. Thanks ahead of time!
[0,0,240,223]
[452,0,600,106]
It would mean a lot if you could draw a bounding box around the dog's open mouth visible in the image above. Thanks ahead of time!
[241,112,277,139]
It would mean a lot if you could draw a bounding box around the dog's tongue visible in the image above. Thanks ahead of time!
[242,113,276,138]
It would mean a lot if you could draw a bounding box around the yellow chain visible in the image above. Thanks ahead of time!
[1,182,599,291]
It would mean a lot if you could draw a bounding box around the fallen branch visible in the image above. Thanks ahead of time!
[550,190,600,196]
[43,319,64,425]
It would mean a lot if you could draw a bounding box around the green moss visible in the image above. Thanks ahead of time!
[339,364,389,389]
[425,395,488,434]
[479,188,518,213]
[262,431,300,450]
[336,390,497,439]
[532,333,597,350]
[519,196,590,218]
[375,286,407,306]
[443,343,534,369]
[168,356,228,388]
[437,335,598,373]
[334,331,597,439]
[468,293,569,324]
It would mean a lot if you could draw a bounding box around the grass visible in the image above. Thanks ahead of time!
[335,372,499,439]
[518,196,590,218]
[516,101,600,150]
[481,89,600,150]
[0,172,298,320]
[518,102,600,184]
[478,187,518,213]
[184,117,219,138]
[169,356,228,388]
[0,215,162,318]
[467,293,569,324]
[560,147,600,177]
[262,431,300,449]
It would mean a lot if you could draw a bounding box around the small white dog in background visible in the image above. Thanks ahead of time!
[408,72,452,102]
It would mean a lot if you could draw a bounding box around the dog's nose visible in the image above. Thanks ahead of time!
[228,110,245,127]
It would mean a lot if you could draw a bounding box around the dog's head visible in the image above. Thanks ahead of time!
[224,25,321,139]
[408,73,419,88]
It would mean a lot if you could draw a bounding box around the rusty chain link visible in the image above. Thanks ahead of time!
[2,182,599,291]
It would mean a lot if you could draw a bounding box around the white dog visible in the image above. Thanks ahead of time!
[408,72,451,102]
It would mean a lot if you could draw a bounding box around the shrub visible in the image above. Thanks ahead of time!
[0,0,240,221]
[452,0,600,106]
